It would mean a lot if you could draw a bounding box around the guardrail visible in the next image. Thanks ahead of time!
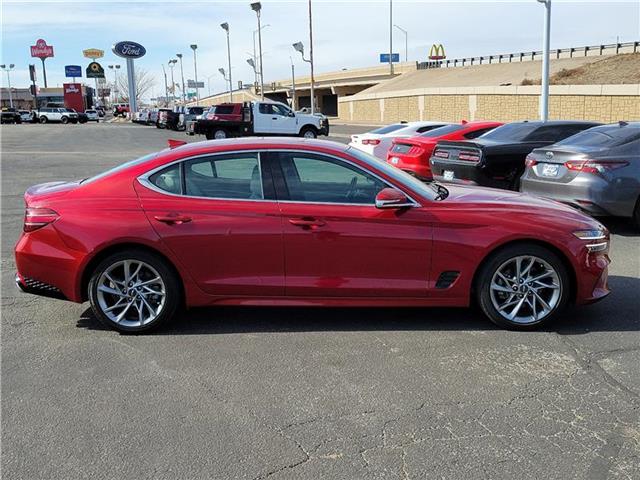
[417,41,639,70]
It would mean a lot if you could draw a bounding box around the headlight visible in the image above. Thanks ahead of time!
[573,229,609,253]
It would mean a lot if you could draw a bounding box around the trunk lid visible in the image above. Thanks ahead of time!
[24,181,80,206]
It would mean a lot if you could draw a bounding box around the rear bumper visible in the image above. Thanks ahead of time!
[431,159,510,189]
[520,176,636,218]
[15,272,67,300]
[387,154,431,179]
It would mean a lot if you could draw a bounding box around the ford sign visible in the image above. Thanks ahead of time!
[112,41,146,59]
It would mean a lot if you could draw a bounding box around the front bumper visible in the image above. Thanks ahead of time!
[319,119,330,136]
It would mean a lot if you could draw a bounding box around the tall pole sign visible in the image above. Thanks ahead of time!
[112,41,146,114]
[30,39,54,88]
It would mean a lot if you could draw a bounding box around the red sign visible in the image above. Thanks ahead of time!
[63,83,85,112]
[30,39,54,59]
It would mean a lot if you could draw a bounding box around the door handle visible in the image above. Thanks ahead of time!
[288,217,326,229]
[154,214,192,225]
[272,117,278,120]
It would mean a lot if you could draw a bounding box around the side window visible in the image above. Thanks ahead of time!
[279,153,386,204]
[527,125,587,142]
[184,154,263,200]
[258,103,273,115]
[272,104,290,116]
[149,164,181,195]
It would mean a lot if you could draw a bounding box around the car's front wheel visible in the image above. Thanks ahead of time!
[61,116,69,124]
[476,244,570,330]
[88,250,181,333]
[39,116,48,124]
[300,126,318,139]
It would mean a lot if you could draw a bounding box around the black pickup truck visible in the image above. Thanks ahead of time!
[430,121,601,190]
[1,108,22,124]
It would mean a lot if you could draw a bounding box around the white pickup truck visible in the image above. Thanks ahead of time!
[187,101,330,140]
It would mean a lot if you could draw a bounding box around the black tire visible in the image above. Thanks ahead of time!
[88,249,181,333]
[15,117,22,124]
[299,126,318,139]
[61,116,69,124]
[632,197,640,231]
[213,128,228,139]
[39,116,48,124]
[475,243,571,330]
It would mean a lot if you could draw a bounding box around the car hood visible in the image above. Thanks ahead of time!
[442,184,598,225]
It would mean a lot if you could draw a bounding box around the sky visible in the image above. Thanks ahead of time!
[1,0,639,99]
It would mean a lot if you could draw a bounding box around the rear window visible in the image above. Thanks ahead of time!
[555,126,640,147]
[213,105,236,115]
[479,123,540,141]
[419,124,465,138]
[369,124,407,135]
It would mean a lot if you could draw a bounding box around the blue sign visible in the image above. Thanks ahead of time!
[112,41,146,59]
[65,65,82,78]
[380,53,400,63]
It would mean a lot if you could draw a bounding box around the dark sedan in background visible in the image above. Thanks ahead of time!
[521,122,640,228]
[430,121,601,190]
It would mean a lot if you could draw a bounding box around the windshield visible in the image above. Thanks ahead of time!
[419,124,465,138]
[81,153,157,185]
[555,126,640,148]
[347,147,440,201]
[479,123,539,141]
[369,124,406,135]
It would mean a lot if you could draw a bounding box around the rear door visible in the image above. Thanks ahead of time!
[136,151,284,296]
[266,150,432,298]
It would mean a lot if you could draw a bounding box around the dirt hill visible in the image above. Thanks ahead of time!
[521,53,640,85]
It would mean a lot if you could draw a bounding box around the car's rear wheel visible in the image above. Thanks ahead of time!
[213,128,228,139]
[88,250,180,333]
[61,116,69,124]
[39,116,48,124]
[476,244,570,330]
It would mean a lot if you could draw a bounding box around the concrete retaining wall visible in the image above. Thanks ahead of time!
[337,85,640,124]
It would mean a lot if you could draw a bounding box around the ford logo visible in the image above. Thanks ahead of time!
[112,41,146,59]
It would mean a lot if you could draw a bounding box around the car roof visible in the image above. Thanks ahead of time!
[507,120,601,126]
[164,137,351,157]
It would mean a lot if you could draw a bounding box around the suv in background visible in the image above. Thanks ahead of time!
[37,107,79,124]
[113,103,129,117]
[177,106,206,131]
[85,110,99,122]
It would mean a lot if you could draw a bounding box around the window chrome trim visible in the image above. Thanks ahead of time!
[137,148,421,207]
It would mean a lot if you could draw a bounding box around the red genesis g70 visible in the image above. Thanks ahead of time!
[15,138,610,332]
[386,121,503,179]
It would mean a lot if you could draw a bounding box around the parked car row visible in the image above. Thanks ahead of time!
[351,120,640,228]
[132,106,207,131]
[1,106,104,125]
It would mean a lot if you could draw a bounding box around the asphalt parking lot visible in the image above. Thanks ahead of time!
[2,122,639,480]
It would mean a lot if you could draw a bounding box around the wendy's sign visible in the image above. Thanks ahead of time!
[30,39,54,59]
[112,41,146,59]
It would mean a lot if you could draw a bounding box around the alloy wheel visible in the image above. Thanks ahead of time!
[96,259,166,328]
[489,255,562,324]
[303,129,316,139]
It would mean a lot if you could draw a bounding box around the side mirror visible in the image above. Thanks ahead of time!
[288,111,296,117]
[375,188,414,209]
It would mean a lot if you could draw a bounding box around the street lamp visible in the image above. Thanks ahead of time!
[108,64,121,104]
[168,59,177,105]
[290,56,296,111]
[250,2,265,99]
[176,53,186,104]
[161,64,169,106]
[537,0,551,122]
[220,22,233,101]
[394,24,408,62]
[190,44,200,105]
[206,74,216,96]
[293,41,315,114]
[0,64,15,108]
[389,0,394,75]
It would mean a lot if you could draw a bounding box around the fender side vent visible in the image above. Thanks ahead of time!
[435,271,460,289]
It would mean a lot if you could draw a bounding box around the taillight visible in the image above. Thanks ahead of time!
[363,139,381,145]
[433,150,449,159]
[565,160,629,175]
[525,155,538,167]
[458,152,480,162]
[24,207,59,232]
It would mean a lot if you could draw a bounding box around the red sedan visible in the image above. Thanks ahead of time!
[386,121,503,179]
[15,138,610,332]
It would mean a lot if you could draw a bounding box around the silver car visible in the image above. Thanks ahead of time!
[521,122,640,228]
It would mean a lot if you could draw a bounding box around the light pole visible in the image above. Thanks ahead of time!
[161,64,169,106]
[290,56,296,111]
[389,0,394,75]
[219,68,231,99]
[220,22,233,102]
[250,2,265,100]
[293,42,315,114]
[206,74,216,96]
[108,64,121,104]
[176,53,186,104]
[168,59,177,105]
[537,0,551,122]
[394,24,408,62]
[1,64,16,108]
[251,24,270,88]
[191,44,199,105]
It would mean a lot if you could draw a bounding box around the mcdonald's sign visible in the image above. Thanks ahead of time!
[428,44,446,60]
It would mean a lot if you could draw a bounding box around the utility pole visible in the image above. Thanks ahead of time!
[389,0,394,75]
[537,0,551,122]
[0,64,15,108]
[290,56,296,111]
[176,53,186,104]
[190,44,199,105]
[161,64,169,106]
[168,59,177,105]
[221,22,233,101]
[394,24,408,62]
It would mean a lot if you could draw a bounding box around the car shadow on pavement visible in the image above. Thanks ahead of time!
[76,275,639,336]
[600,217,639,237]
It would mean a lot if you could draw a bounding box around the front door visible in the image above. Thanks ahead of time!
[136,151,284,297]
[267,151,432,297]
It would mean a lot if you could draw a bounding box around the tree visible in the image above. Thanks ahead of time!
[115,68,155,104]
